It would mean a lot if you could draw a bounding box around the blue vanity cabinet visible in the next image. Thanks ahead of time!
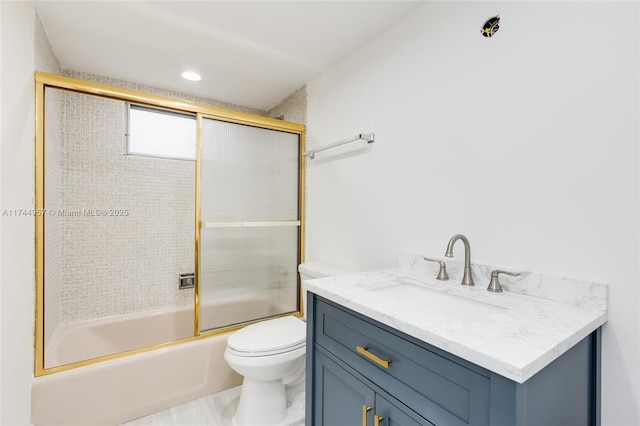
[312,348,374,426]
[375,393,428,426]
[305,294,601,426]
[313,349,428,426]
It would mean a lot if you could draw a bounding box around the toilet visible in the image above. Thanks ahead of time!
[224,262,345,426]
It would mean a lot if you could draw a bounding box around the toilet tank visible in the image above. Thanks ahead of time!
[298,262,348,319]
[298,262,347,281]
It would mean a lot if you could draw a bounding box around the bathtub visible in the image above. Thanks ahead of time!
[44,305,194,368]
[32,293,280,425]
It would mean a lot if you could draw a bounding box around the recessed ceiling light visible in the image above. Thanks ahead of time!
[181,71,201,81]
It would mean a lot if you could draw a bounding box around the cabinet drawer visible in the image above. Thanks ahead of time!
[313,297,491,426]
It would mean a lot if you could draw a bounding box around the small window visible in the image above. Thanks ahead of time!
[127,104,196,160]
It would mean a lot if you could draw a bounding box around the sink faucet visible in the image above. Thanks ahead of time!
[444,234,475,286]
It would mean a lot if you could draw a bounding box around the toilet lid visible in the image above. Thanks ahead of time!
[228,316,306,355]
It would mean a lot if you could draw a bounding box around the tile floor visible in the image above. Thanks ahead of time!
[123,386,305,426]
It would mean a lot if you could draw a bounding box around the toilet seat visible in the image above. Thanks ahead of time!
[227,316,305,357]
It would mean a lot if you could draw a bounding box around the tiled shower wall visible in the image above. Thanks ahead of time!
[58,90,195,322]
[43,90,63,348]
[267,86,307,125]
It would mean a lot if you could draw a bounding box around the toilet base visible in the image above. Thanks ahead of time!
[232,379,305,426]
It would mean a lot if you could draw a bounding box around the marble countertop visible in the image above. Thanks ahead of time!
[305,263,607,384]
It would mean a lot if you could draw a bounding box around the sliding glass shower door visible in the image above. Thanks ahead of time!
[199,117,302,332]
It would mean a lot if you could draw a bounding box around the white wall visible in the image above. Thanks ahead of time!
[0,2,3,422]
[0,1,36,424]
[306,2,639,425]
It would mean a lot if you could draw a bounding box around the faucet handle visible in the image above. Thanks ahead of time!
[487,269,521,293]
[423,257,449,281]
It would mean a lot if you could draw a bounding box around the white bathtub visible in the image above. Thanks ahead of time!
[45,305,194,368]
[32,294,280,425]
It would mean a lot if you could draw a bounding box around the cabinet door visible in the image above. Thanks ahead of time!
[374,394,433,426]
[313,350,375,426]
[314,297,490,425]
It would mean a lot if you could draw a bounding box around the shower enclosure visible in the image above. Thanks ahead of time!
[35,72,305,374]
[199,118,301,332]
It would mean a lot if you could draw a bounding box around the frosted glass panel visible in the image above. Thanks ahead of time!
[201,119,299,222]
[200,227,299,330]
[200,118,300,332]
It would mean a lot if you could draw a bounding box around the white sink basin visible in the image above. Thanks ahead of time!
[376,283,506,321]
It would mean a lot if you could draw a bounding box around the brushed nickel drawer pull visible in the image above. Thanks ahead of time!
[356,345,392,369]
[362,405,372,426]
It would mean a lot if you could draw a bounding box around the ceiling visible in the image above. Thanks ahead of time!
[34,1,426,111]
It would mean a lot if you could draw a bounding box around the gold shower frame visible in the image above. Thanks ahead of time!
[34,71,306,376]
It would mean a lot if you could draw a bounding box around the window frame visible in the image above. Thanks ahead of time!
[126,103,197,161]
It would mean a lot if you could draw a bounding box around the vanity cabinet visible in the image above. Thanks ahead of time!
[314,349,428,426]
[306,294,601,426]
